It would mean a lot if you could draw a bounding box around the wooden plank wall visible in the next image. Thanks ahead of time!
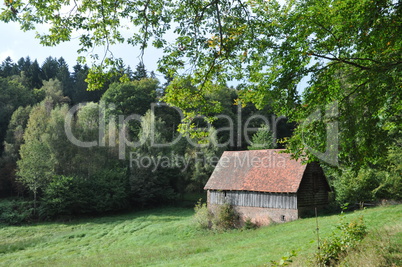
[209,190,297,209]
[297,162,329,208]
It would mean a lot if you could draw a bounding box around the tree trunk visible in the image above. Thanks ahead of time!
[33,189,37,214]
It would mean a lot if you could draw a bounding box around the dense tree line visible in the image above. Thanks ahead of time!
[2,0,401,220]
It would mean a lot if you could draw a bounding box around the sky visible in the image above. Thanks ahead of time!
[0,21,164,78]
[0,20,308,94]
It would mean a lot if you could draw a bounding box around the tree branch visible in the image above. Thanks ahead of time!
[99,0,112,64]
[214,0,224,52]
[340,80,369,103]
[139,0,151,62]
[310,53,372,70]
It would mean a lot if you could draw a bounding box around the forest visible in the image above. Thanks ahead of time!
[0,0,401,224]
[0,56,295,222]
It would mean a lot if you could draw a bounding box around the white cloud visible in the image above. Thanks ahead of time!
[0,49,15,62]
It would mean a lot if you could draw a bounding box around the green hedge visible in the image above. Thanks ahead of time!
[40,168,130,218]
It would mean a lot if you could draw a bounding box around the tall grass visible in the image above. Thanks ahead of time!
[339,224,402,266]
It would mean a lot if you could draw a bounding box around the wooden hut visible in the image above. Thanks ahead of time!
[204,149,331,225]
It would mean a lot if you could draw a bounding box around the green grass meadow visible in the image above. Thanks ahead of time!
[0,204,401,266]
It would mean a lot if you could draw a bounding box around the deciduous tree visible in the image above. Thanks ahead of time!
[17,102,55,210]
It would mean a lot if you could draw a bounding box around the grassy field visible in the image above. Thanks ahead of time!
[0,204,401,266]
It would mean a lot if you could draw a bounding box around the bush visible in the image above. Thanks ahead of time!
[243,218,257,230]
[193,201,240,231]
[88,169,130,213]
[0,199,35,225]
[340,223,402,266]
[193,199,212,229]
[315,214,367,266]
[39,175,77,218]
[40,168,130,218]
[334,168,380,206]
[129,164,177,208]
[212,203,239,231]
[270,250,298,266]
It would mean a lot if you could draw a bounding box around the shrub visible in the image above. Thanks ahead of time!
[88,169,130,213]
[0,199,35,225]
[270,250,298,266]
[212,203,239,231]
[39,175,77,218]
[340,228,401,267]
[193,201,241,231]
[40,168,130,218]
[129,166,177,208]
[315,214,367,266]
[334,168,380,206]
[193,199,212,229]
[243,217,257,230]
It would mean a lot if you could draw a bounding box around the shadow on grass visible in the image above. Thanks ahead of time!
[55,192,205,226]
[47,205,195,227]
[299,206,341,219]
[0,236,45,254]
[0,206,196,255]
[298,202,386,219]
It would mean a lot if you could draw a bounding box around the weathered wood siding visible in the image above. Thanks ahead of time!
[209,190,297,209]
[297,162,329,208]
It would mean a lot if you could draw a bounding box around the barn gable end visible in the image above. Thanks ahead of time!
[204,150,330,225]
[297,162,331,217]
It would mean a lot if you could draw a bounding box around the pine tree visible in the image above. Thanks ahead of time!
[41,57,59,81]
[133,62,147,80]
[0,57,18,77]
[28,60,43,89]
[248,124,276,150]
[56,57,73,99]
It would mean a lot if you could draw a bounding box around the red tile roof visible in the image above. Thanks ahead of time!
[204,149,307,193]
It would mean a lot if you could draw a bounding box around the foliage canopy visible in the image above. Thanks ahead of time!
[1,0,401,169]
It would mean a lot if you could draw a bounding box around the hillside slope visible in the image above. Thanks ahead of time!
[0,204,401,266]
